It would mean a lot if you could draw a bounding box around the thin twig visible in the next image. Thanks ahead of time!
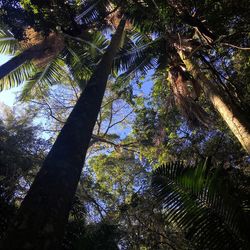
[221,43,250,50]
[109,110,133,129]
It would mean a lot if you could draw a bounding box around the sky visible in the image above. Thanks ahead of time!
[0,54,140,142]
[0,55,21,106]
[0,52,153,142]
[0,54,153,106]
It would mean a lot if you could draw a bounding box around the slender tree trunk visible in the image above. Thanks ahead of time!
[0,44,43,79]
[179,51,250,154]
[1,19,126,250]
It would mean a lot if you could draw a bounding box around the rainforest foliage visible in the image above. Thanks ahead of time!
[0,0,249,249]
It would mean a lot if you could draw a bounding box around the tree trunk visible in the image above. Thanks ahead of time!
[179,51,250,154]
[1,19,126,250]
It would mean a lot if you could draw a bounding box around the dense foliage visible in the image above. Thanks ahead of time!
[0,0,249,249]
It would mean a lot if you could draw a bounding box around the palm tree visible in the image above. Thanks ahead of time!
[152,161,250,249]
[0,0,113,91]
[0,24,109,103]
[2,18,126,250]
[115,0,250,153]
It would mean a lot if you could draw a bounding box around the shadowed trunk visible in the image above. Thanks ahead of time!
[1,19,126,250]
[179,51,250,154]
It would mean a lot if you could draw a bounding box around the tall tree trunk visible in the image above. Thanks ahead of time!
[1,19,126,250]
[179,51,250,154]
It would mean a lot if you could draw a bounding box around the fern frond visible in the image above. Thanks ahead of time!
[152,161,249,249]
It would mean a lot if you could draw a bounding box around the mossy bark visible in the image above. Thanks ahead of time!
[1,19,126,250]
[179,51,250,154]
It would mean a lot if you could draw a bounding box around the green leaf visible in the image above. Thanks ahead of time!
[0,61,36,90]
[152,160,249,249]
[19,56,68,101]
[0,26,18,55]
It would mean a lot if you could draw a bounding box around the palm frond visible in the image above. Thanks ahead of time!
[152,161,249,249]
[66,47,94,89]
[75,0,112,26]
[64,31,108,89]
[64,33,106,55]
[0,26,19,55]
[75,0,102,23]
[0,61,36,90]
[113,33,161,78]
[19,56,68,101]
[90,31,109,54]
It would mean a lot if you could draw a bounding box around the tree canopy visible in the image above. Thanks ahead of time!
[0,0,249,249]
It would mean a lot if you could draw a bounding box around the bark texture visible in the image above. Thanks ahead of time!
[179,51,250,154]
[1,19,126,250]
